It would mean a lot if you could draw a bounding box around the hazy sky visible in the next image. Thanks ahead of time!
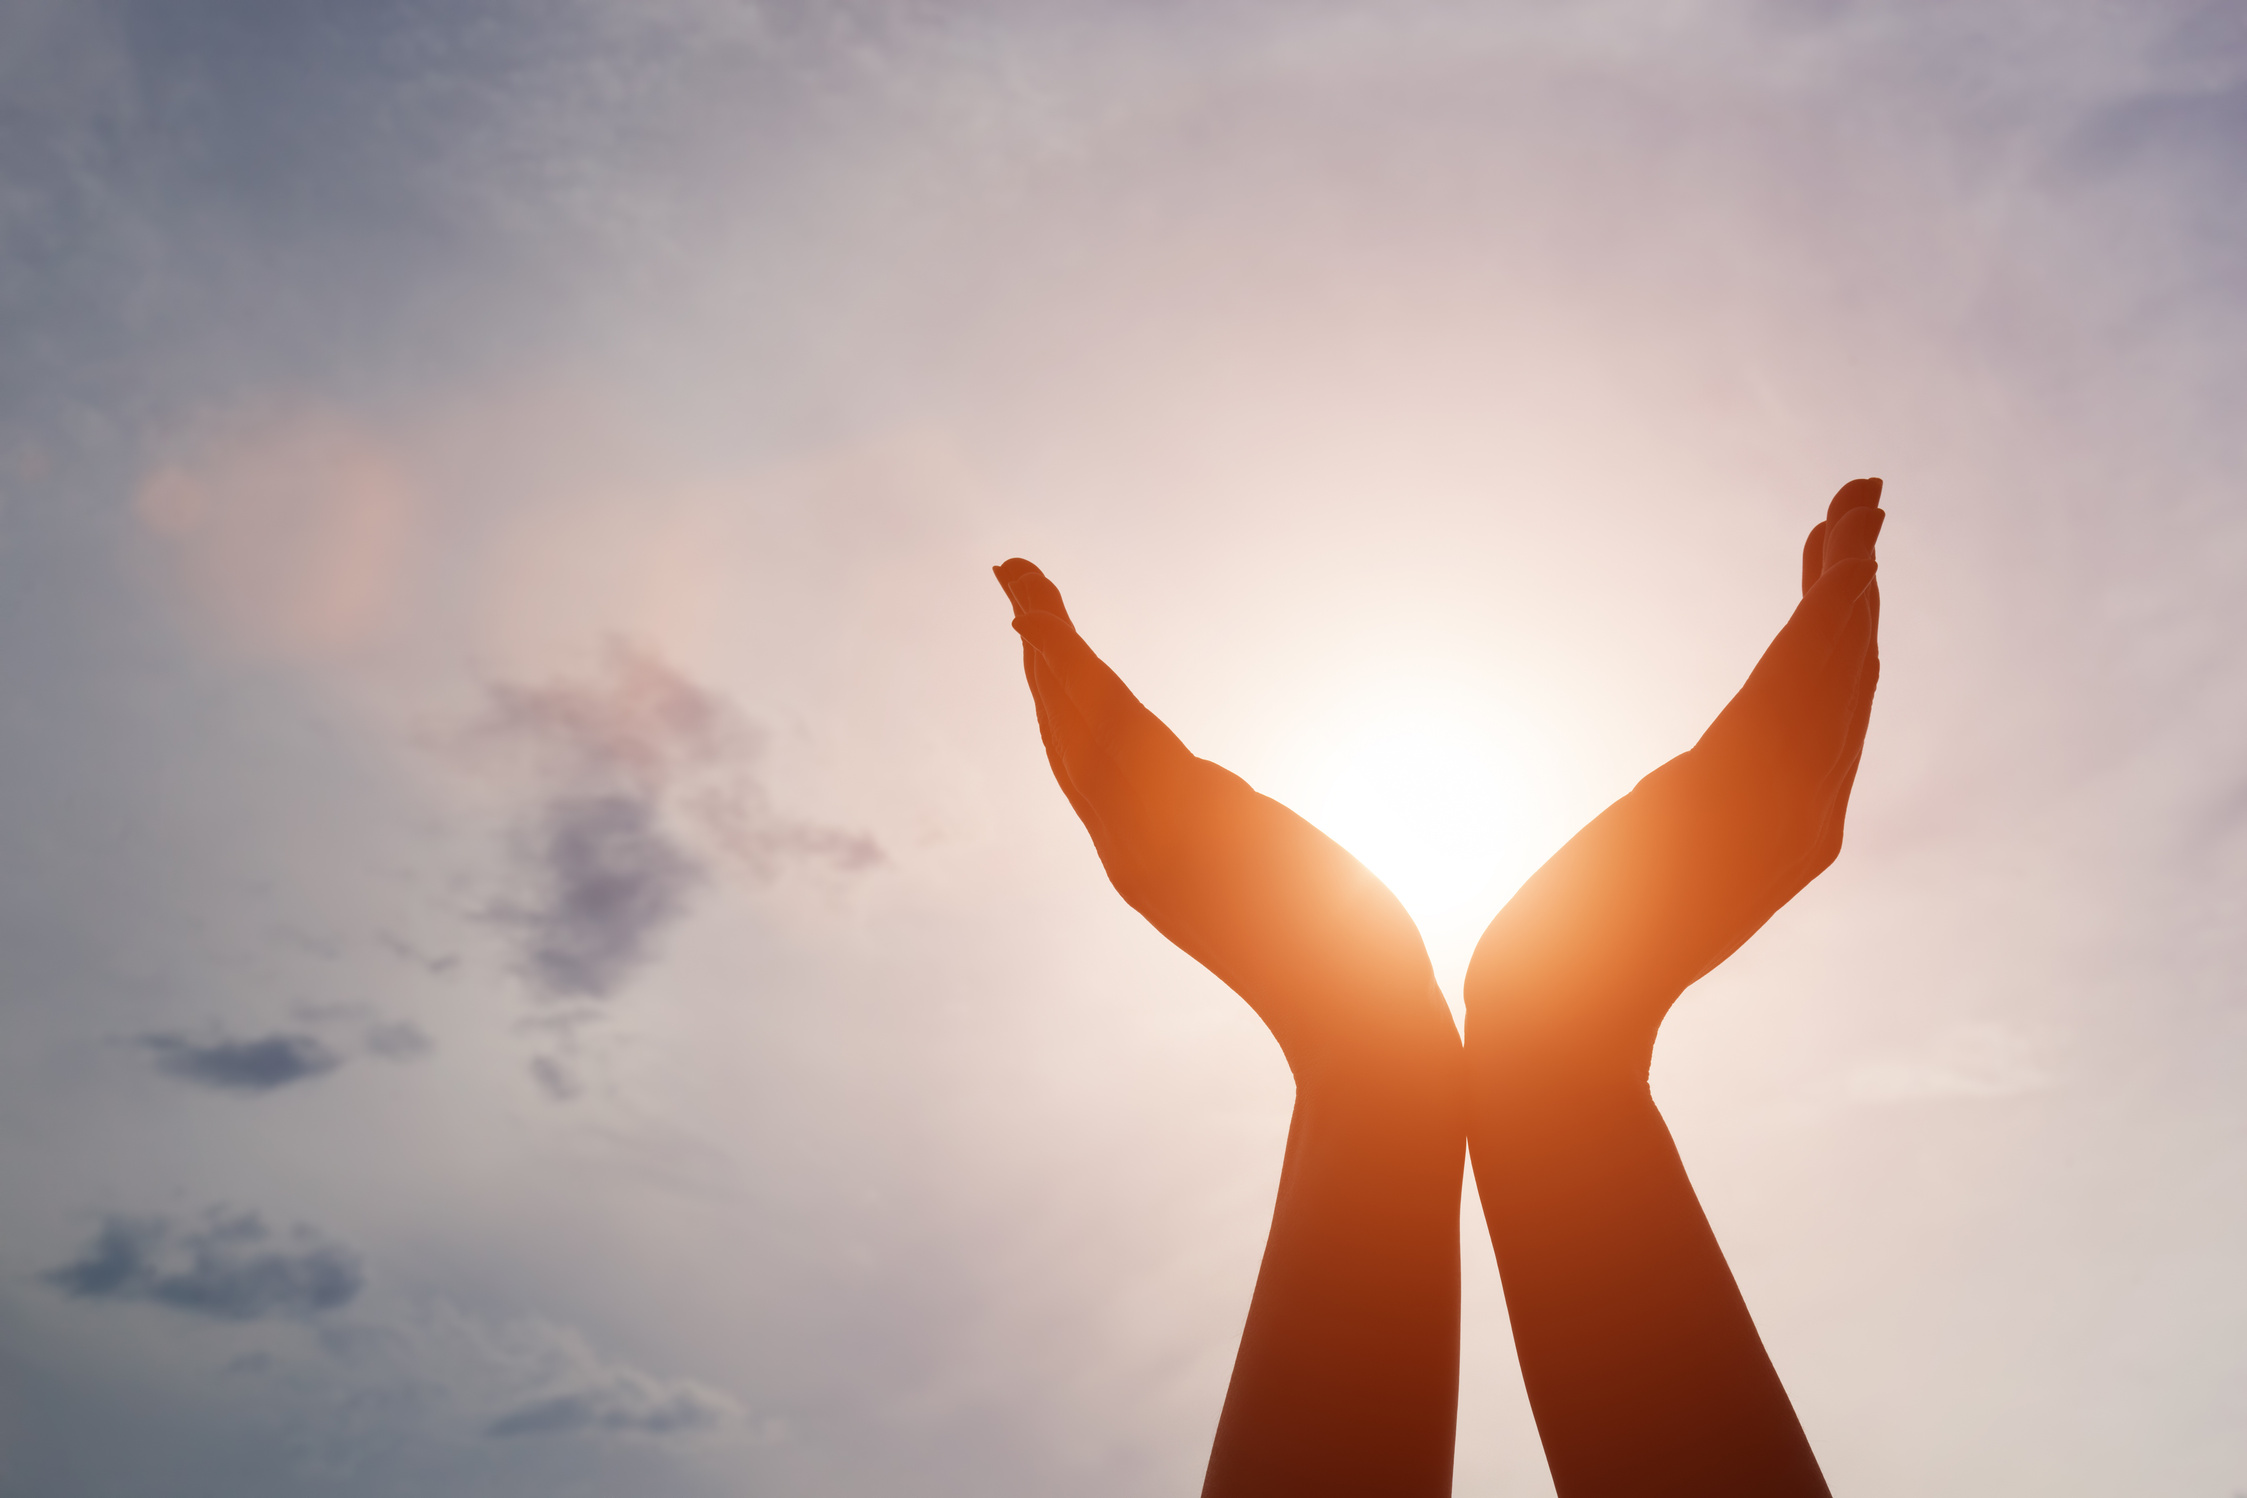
[2,3,2244,1494]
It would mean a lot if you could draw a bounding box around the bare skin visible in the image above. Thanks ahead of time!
[1464,478,1883,1496]
[996,559,1464,1497]
[993,477,1883,1495]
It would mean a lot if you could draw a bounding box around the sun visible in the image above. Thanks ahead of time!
[1270,678,1555,1002]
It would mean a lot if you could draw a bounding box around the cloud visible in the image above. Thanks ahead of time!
[45,1210,365,1321]
[480,640,737,793]
[480,643,880,1002]
[140,1030,342,1092]
[528,1054,581,1101]
[379,933,460,976]
[133,407,421,661]
[500,791,704,1000]
[362,1019,433,1060]
[699,783,884,880]
[264,1299,747,1456]
[486,1366,738,1439]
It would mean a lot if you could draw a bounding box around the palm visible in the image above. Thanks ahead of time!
[1470,480,1883,1026]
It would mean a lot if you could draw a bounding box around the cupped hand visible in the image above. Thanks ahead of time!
[995,559,1450,1071]
[1467,479,1884,1037]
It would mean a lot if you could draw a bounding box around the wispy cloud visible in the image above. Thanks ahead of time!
[480,643,880,1004]
[268,1299,749,1459]
[486,1365,738,1439]
[501,790,704,1000]
[137,1017,433,1091]
[362,1019,433,1060]
[528,1054,582,1102]
[139,1031,342,1092]
[45,1209,364,1321]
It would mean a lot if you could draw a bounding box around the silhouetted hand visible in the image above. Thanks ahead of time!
[995,559,1446,1072]
[1470,479,1884,1050]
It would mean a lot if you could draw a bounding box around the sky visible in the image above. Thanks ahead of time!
[1,1,2244,1493]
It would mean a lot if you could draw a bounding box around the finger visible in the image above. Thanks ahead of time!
[1830,649,1879,796]
[998,561,1184,774]
[1811,529,1881,702]
[1027,646,1105,821]
[1772,556,1879,677]
[1012,609,1193,778]
[1835,584,1880,785]
[996,562,1137,861]
[1801,522,1827,598]
[998,563,1087,791]
[1825,475,1883,525]
[994,557,1076,627]
[1805,655,1878,872]
[1734,643,1878,944]
[1803,604,1876,766]
[1709,554,1877,765]
[1026,646,1205,941]
[1822,503,1885,573]
[1016,618,1185,871]
[1804,584,1873,711]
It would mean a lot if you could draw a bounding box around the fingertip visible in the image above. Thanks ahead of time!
[995,560,1073,623]
[1823,502,1885,568]
[1827,476,1883,522]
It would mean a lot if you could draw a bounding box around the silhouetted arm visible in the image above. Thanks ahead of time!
[1465,480,1883,1497]
[995,560,1465,1498]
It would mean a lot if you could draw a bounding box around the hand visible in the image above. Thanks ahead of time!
[995,559,1449,1073]
[1468,479,1884,1047]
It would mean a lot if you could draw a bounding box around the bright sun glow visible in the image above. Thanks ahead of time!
[1274,678,1565,1003]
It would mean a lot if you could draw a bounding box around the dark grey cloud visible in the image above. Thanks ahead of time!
[501,792,703,1000]
[486,1368,735,1439]
[141,1031,341,1092]
[482,644,879,1002]
[362,1019,433,1060]
[44,1209,364,1321]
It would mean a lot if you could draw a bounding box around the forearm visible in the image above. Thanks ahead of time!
[1462,784,1826,1495]
[1208,1004,1468,1498]
[1458,480,1877,1495]
[1466,1026,1826,1497]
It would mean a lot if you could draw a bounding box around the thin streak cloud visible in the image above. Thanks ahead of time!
[486,1367,739,1439]
[139,1031,342,1092]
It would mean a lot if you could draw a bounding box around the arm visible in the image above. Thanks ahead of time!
[1464,480,1884,1496]
[996,560,1466,1497]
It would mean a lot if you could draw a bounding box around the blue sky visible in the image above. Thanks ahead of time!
[2,3,2244,1493]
